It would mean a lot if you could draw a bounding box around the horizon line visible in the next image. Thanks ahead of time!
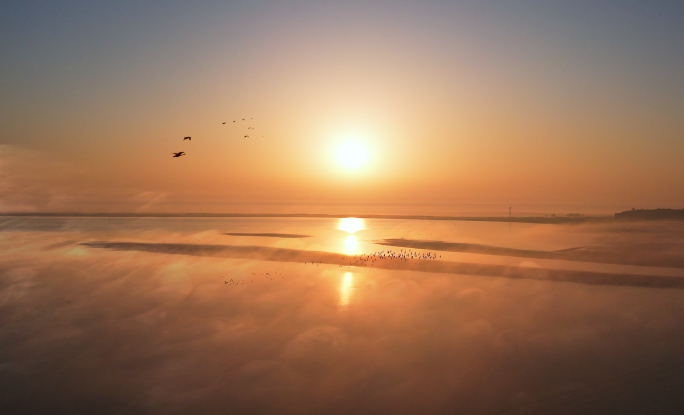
[0,212,614,224]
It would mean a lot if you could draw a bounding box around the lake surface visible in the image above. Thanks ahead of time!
[2,216,684,414]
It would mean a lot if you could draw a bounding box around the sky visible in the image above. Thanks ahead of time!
[1,1,683,214]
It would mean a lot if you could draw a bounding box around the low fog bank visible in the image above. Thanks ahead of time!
[1,212,612,224]
[82,241,684,289]
[2,229,684,414]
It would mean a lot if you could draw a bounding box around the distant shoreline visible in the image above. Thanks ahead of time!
[614,208,684,221]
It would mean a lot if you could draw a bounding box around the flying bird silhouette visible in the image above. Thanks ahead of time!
[244,135,249,138]
[172,152,185,157]
[183,136,191,141]
[222,122,226,124]
[242,118,245,121]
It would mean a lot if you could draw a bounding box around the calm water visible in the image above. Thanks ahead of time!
[1,216,684,414]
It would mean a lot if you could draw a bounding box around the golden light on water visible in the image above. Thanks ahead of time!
[345,235,358,252]
[338,272,354,312]
[340,217,363,252]
[338,217,365,233]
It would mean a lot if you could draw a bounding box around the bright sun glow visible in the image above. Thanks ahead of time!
[339,217,365,233]
[337,142,368,169]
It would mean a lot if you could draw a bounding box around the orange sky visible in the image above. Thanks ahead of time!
[1,2,683,214]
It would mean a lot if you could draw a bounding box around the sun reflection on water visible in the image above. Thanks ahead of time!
[338,217,365,233]
[338,272,354,313]
[345,235,358,252]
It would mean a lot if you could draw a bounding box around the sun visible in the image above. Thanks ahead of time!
[337,142,368,169]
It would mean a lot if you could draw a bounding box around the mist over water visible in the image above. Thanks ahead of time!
[2,216,684,414]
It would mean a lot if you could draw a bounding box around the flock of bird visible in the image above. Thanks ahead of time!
[341,249,440,267]
[173,118,256,158]
[223,266,294,287]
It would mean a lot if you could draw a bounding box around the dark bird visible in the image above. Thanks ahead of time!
[244,135,249,138]
[242,118,245,121]
[233,120,236,122]
[183,136,191,141]
[222,122,226,124]
[172,152,185,157]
